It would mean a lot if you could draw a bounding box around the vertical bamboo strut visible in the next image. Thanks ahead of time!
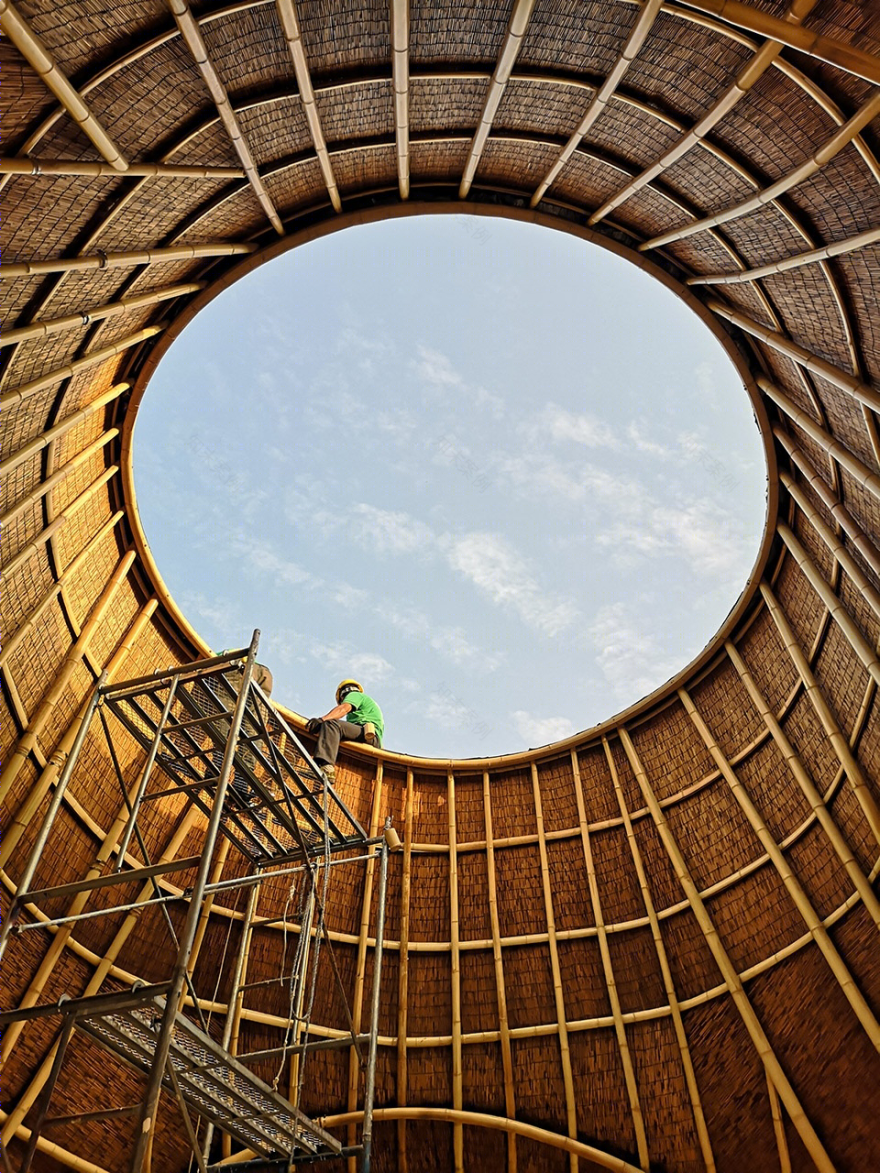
[390,0,410,199]
[760,582,880,847]
[680,681,880,1049]
[569,751,649,1170]
[0,602,158,1061]
[767,1072,792,1173]
[0,550,136,801]
[346,763,384,1171]
[447,772,463,1173]
[617,728,837,1172]
[529,763,577,1173]
[601,738,716,1172]
[0,803,203,1146]
[483,771,517,1173]
[396,770,414,1171]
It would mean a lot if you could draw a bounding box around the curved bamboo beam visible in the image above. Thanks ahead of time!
[3,282,204,347]
[275,0,341,213]
[603,737,716,1171]
[0,157,243,179]
[688,225,880,286]
[391,0,410,200]
[530,0,663,207]
[165,0,283,234]
[0,431,117,528]
[1,327,163,410]
[0,383,127,477]
[0,0,128,171]
[588,0,820,224]
[1,241,256,279]
[641,89,880,251]
[570,750,649,1169]
[530,762,578,1172]
[458,0,537,199]
[617,727,836,1172]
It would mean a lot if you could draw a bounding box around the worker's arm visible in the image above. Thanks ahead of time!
[319,702,353,721]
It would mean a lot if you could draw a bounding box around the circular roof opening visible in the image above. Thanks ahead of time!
[132,213,767,759]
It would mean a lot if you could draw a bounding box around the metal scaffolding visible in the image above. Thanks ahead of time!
[1,632,392,1172]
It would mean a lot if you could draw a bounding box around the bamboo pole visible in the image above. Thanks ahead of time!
[0,0,128,170]
[1,384,127,477]
[0,1113,112,1173]
[0,550,136,798]
[531,0,663,207]
[2,327,164,411]
[166,0,283,235]
[760,581,880,848]
[459,0,537,198]
[0,511,125,675]
[588,0,819,224]
[689,225,880,285]
[0,803,202,1146]
[642,90,880,250]
[570,750,649,1169]
[714,302,880,415]
[775,432,880,580]
[617,728,836,1171]
[529,763,577,1173]
[3,464,121,579]
[681,681,880,1045]
[396,769,414,1170]
[0,158,242,180]
[275,0,342,213]
[602,738,716,1171]
[766,1072,792,1173]
[0,432,117,529]
[345,762,384,1170]
[1,241,255,280]
[391,0,409,199]
[663,0,880,85]
[3,283,205,347]
[447,772,463,1173]
[483,771,517,1173]
[721,640,880,932]
[778,522,880,686]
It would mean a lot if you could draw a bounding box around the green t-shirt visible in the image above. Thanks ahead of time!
[345,692,384,744]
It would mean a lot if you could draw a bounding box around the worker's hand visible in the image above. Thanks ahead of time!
[305,717,322,734]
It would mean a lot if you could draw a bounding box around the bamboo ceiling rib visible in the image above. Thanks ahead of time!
[779,522,880,688]
[458,0,537,199]
[0,0,128,171]
[1,383,127,477]
[0,158,243,179]
[3,282,204,347]
[448,773,464,1173]
[396,769,414,1172]
[391,0,409,200]
[776,433,880,581]
[688,226,880,286]
[716,302,880,414]
[483,771,517,1173]
[759,581,880,849]
[662,0,880,86]
[617,728,837,1172]
[603,738,716,1172]
[0,1113,111,1173]
[165,0,283,235]
[275,0,341,213]
[570,751,649,1170]
[589,0,819,224]
[1,242,256,279]
[641,89,880,251]
[766,1072,792,1173]
[1,327,163,410]
[681,682,880,1048]
[0,803,203,1147]
[530,0,663,208]
[530,763,584,1173]
[0,431,117,528]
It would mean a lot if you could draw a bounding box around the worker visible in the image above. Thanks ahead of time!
[306,679,384,780]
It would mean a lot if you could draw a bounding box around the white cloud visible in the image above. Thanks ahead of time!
[385,606,504,671]
[596,499,752,576]
[513,710,576,745]
[413,346,505,416]
[586,602,681,700]
[308,641,396,687]
[533,402,618,449]
[351,504,435,554]
[626,420,670,457]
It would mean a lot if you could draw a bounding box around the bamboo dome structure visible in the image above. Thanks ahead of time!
[2,0,880,1169]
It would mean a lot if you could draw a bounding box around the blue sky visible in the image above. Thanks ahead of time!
[133,215,766,759]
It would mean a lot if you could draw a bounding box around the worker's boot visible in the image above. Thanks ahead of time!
[320,763,336,782]
[363,722,378,747]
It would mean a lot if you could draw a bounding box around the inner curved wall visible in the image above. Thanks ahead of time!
[2,3,880,1171]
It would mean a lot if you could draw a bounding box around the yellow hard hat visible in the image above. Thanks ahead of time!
[336,679,363,704]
